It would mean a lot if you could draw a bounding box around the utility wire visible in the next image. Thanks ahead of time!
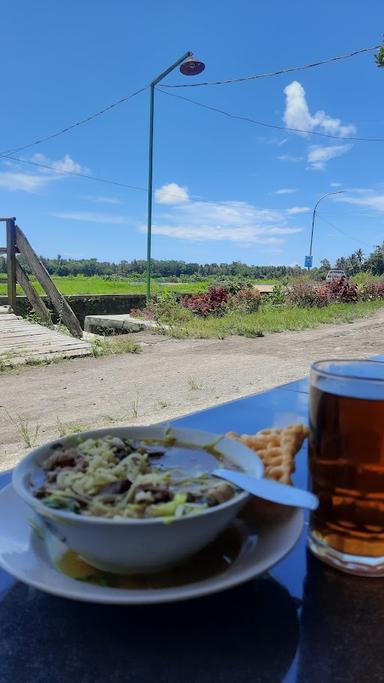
[317,213,376,249]
[0,153,147,191]
[158,88,384,143]
[0,85,148,156]
[163,44,380,88]
[1,44,379,159]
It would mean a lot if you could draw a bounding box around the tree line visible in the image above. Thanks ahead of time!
[0,244,383,280]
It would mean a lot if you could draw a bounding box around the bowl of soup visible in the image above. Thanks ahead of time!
[12,425,263,574]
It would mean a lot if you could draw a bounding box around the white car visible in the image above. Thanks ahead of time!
[325,269,347,282]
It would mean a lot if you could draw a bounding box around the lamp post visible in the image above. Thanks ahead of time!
[146,52,205,302]
[306,191,345,271]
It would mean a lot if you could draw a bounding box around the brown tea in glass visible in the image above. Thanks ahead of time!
[309,359,384,576]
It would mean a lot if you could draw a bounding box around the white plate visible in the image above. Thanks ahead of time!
[0,484,304,604]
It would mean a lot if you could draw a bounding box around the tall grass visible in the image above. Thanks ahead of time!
[0,275,280,297]
[0,275,211,296]
[164,301,384,339]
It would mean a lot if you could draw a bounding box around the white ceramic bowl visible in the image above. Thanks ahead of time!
[12,426,263,574]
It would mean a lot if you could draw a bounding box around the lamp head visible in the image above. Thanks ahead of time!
[180,55,205,76]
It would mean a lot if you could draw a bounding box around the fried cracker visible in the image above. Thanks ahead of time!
[227,423,309,485]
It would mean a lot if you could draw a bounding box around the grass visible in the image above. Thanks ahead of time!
[90,335,141,356]
[130,389,140,418]
[163,300,384,339]
[4,410,41,448]
[154,399,169,410]
[0,275,278,297]
[187,376,202,390]
[0,275,210,297]
[56,418,90,437]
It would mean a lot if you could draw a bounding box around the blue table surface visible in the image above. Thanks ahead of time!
[0,376,383,683]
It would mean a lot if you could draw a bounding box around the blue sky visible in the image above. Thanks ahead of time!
[1,0,383,267]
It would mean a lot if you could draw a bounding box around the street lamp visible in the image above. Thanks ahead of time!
[305,191,345,271]
[146,52,205,302]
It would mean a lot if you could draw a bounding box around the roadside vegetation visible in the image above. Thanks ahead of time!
[132,276,384,339]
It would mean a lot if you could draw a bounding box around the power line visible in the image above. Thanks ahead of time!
[317,213,376,249]
[0,154,147,191]
[0,85,148,156]
[162,44,380,88]
[158,88,384,142]
[1,44,380,160]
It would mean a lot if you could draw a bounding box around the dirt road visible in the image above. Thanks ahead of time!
[1,310,383,470]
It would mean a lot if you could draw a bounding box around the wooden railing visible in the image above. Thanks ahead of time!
[0,217,83,338]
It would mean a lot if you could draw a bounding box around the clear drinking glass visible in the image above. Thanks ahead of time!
[308,359,384,576]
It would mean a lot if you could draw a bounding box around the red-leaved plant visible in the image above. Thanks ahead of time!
[285,280,328,308]
[326,277,358,302]
[182,286,229,317]
[286,277,358,308]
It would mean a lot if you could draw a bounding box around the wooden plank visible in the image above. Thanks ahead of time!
[0,341,90,355]
[6,344,91,355]
[0,348,91,366]
[0,311,91,364]
[0,330,63,340]
[0,343,90,355]
[6,219,16,312]
[15,225,83,338]
[15,261,53,328]
[0,338,90,350]
[0,332,89,346]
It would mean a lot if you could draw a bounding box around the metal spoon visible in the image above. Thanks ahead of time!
[213,468,319,510]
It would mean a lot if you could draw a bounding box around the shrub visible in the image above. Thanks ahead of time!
[131,293,192,323]
[213,277,253,294]
[152,292,192,323]
[311,284,332,307]
[229,287,261,313]
[358,279,384,301]
[285,280,327,308]
[270,282,286,305]
[286,277,359,308]
[182,286,229,317]
[358,280,378,301]
[327,277,358,302]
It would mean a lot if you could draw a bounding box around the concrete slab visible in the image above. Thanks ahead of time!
[84,313,167,334]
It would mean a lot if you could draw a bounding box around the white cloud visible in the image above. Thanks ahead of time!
[0,171,48,192]
[286,206,311,215]
[283,81,356,137]
[155,183,189,204]
[54,211,126,224]
[140,196,302,245]
[330,182,342,187]
[33,153,85,174]
[336,189,384,212]
[0,154,86,192]
[278,153,303,162]
[274,188,297,195]
[307,144,352,170]
[82,194,123,205]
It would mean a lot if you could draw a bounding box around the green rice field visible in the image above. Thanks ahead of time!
[0,275,277,296]
[0,276,208,296]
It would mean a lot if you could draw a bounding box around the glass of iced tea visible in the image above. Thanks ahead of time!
[308,359,384,576]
